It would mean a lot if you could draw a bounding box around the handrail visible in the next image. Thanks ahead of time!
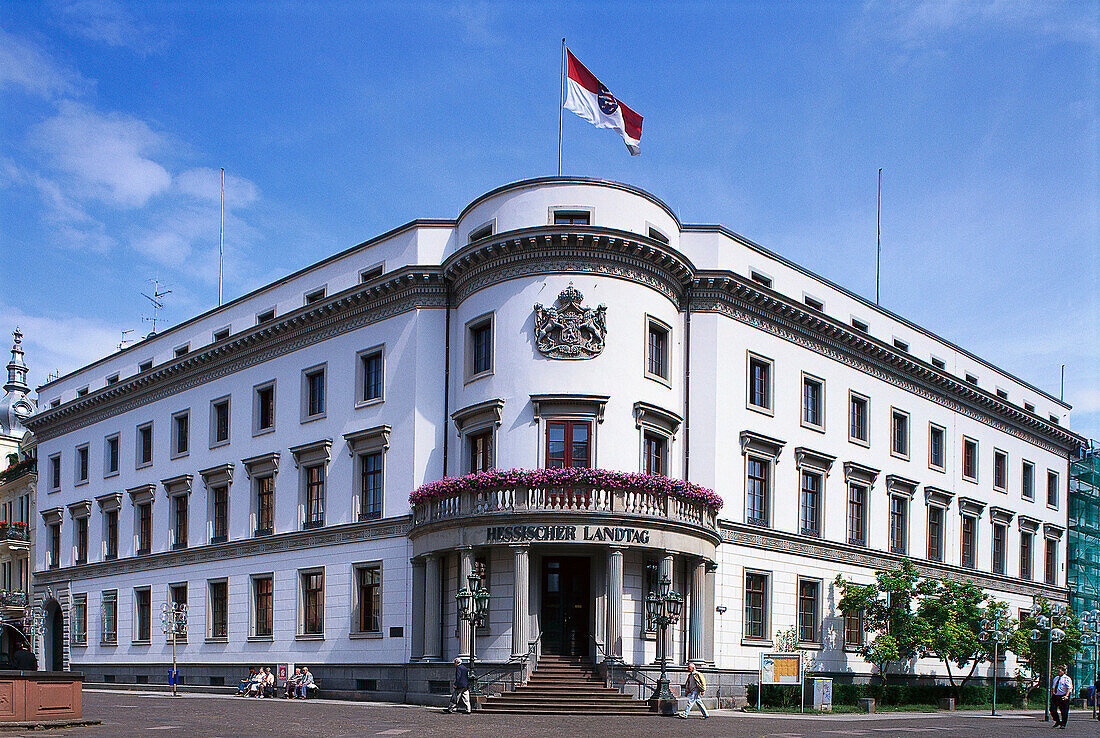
[475,654,528,696]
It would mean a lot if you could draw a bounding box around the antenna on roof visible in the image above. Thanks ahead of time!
[118,329,134,351]
[46,369,60,383]
[141,277,172,338]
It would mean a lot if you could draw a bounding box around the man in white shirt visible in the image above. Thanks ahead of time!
[1051,664,1073,728]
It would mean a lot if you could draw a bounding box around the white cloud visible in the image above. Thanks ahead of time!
[173,167,259,210]
[0,304,120,391]
[29,101,173,208]
[0,25,85,98]
[51,0,166,54]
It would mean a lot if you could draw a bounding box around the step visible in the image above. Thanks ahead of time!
[481,700,650,710]
[492,693,640,702]
[480,709,651,715]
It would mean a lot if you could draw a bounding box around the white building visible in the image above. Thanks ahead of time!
[24,178,1079,702]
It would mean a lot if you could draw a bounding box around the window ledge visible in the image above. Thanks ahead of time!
[644,372,672,389]
[843,645,864,653]
[209,440,230,450]
[848,437,870,449]
[70,641,88,648]
[75,479,89,487]
[890,451,910,461]
[131,639,151,646]
[104,470,119,479]
[169,451,189,461]
[741,638,773,648]
[247,635,274,643]
[745,404,774,418]
[300,414,327,424]
[355,398,384,410]
[464,370,493,386]
[961,475,978,484]
[295,633,325,641]
[205,637,228,644]
[797,642,822,651]
[136,462,152,470]
[100,641,118,647]
[252,427,276,438]
[800,422,825,435]
[349,631,384,640]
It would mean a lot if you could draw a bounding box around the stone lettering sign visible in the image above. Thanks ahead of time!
[486,524,650,544]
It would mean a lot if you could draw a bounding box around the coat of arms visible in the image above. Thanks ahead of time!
[533,284,607,360]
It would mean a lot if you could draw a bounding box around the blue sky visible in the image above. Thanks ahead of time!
[1,1,1097,440]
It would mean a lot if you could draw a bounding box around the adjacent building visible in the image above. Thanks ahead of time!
[23,178,1081,700]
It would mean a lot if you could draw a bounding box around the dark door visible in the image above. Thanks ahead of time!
[541,557,590,656]
[46,602,63,671]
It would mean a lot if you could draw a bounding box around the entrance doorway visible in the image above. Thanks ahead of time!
[540,557,590,657]
[44,600,64,671]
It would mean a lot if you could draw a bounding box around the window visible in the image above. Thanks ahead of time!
[301,570,324,636]
[553,210,589,225]
[1022,461,1034,499]
[209,580,228,639]
[253,575,273,638]
[138,359,153,372]
[255,476,274,536]
[851,317,868,333]
[356,565,382,634]
[172,411,189,457]
[1024,402,1035,413]
[961,515,976,568]
[801,374,824,429]
[931,356,946,369]
[302,366,326,420]
[1047,470,1059,508]
[928,424,945,471]
[468,316,493,378]
[996,388,1008,400]
[889,495,908,554]
[359,452,383,521]
[797,579,820,644]
[106,373,119,385]
[75,516,88,564]
[210,397,230,445]
[136,502,152,554]
[843,610,864,647]
[962,437,978,481]
[892,338,909,352]
[102,590,118,644]
[744,572,768,640]
[847,484,867,546]
[890,409,909,458]
[643,432,667,476]
[174,344,189,358]
[849,393,868,444]
[750,271,772,288]
[647,226,669,244]
[646,319,669,380]
[48,522,60,569]
[469,223,493,243]
[746,457,770,527]
[747,354,772,412]
[256,308,275,324]
[305,287,326,304]
[163,584,186,642]
[1044,538,1057,585]
[546,421,590,468]
[359,264,384,283]
[304,465,325,529]
[803,295,823,311]
[799,471,821,537]
[77,386,89,396]
[993,449,1007,491]
[105,435,119,476]
[71,594,87,645]
[50,398,60,408]
[211,485,229,543]
[134,588,151,642]
[468,429,493,473]
[1020,532,1034,580]
[213,327,231,342]
[104,510,118,560]
[927,506,945,562]
[75,445,89,483]
[965,373,978,385]
[992,523,1006,574]
[172,494,188,549]
[49,454,61,491]
[1050,414,1060,424]
[359,349,384,404]
[254,383,275,434]
[137,422,153,466]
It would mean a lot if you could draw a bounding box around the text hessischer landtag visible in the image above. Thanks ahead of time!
[485,525,650,544]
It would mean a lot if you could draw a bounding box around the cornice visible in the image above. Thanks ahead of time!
[718,520,1069,602]
[24,268,447,441]
[689,273,1081,455]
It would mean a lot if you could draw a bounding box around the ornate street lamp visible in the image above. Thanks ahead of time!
[1077,609,1100,719]
[645,574,683,707]
[978,610,1012,716]
[161,602,187,696]
[1028,601,1071,722]
[456,572,490,700]
[21,606,45,656]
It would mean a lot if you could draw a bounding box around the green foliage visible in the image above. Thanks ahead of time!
[773,625,816,672]
[1008,596,1083,690]
[917,579,1001,698]
[747,681,1047,709]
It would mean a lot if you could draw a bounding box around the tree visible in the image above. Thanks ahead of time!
[1008,597,1083,702]
[918,578,993,700]
[774,625,816,673]
[835,559,934,685]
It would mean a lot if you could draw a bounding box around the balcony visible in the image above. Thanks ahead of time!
[0,522,29,556]
[0,589,27,615]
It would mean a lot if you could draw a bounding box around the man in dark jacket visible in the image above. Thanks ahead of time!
[12,642,36,671]
[444,658,471,713]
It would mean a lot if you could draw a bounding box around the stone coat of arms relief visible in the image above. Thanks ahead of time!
[533,284,607,360]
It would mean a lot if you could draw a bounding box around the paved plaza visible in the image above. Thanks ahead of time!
[3,690,1097,737]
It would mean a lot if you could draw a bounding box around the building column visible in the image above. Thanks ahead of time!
[512,545,530,658]
[411,558,426,661]
[422,553,441,661]
[659,553,674,665]
[607,546,624,660]
[704,562,717,664]
[688,558,707,664]
[458,546,474,659]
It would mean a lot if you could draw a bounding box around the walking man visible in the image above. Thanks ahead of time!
[1051,664,1072,728]
[678,663,708,719]
[445,657,471,714]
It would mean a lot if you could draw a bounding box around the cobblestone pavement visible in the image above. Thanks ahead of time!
[7,690,1097,737]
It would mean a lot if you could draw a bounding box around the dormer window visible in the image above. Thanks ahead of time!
[106,373,119,385]
[360,264,384,283]
[750,271,772,288]
[139,360,153,372]
[256,309,275,324]
[803,295,823,312]
[469,223,494,243]
[647,227,669,244]
[553,210,590,226]
[892,338,909,353]
[305,288,326,305]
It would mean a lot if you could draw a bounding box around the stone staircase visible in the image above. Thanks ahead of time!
[479,654,651,715]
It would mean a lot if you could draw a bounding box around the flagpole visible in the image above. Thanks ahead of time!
[219,167,225,306]
[558,38,565,177]
[876,167,882,305]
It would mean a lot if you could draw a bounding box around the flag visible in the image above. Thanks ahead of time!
[563,49,643,155]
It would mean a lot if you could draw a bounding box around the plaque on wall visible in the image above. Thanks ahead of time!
[533,284,607,360]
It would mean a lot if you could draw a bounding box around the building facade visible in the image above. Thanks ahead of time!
[24,179,1080,700]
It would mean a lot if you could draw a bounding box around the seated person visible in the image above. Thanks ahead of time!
[284,668,302,698]
[247,668,266,697]
[237,668,258,696]
[262,667,276,698]
[295,666,316,699]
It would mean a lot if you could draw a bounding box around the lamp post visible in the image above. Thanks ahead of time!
[978,610,1012,716]
[644,574,683,708]
[1077,609,1100,719]
[160,602,187,696]
[1029,601,1070,722]
[21,607,45,658]
[456,573,490,701]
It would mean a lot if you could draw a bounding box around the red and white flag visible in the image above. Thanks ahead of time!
[563,49,643,155]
